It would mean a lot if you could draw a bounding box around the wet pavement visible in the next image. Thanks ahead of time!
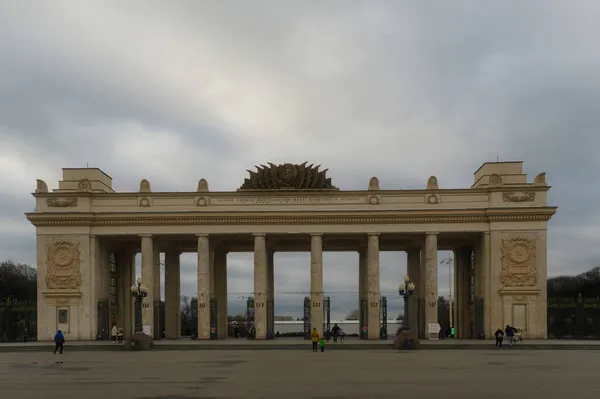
[0,349,599,398]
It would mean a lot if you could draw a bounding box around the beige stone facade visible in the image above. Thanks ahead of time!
[26,161,556,341]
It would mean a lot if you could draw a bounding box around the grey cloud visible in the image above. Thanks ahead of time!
[1,1,599,319]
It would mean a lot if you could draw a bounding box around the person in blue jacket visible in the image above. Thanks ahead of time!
[53,330,65,354]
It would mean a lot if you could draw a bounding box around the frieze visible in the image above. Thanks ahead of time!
[47,197,78,207]
[500,237,537,287]
[503,192,535,202]
[210,196,365,206]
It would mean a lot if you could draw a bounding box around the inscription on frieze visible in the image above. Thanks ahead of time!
[211,196,365,205]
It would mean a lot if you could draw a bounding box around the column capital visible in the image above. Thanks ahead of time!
[425,231,439,236]
[252,233,266,237]
[195,233,209,238]
[484,231,491,236]
[139,233,152,238]
[310,233,323,237]
[367,233,380,237]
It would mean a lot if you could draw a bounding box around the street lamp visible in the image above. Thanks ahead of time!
[398,275,416,331]
[130,277,148,333]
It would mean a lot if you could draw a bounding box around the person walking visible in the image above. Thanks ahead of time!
[505,325,515,347]
[53,330,65,356]
[117,326,124,344]
[494,328,504,350]
[111,325,118,343]
[332,323,341,343]
[310,328,320,352]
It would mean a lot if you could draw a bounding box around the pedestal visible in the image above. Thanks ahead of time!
[128,332,153,351]
[394,329,420,350]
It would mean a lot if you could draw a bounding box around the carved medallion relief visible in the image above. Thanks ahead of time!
[500,237,537,287]
[45,240,82,290]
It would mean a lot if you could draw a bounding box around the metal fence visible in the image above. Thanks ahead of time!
[548,296,600,339]
[0,304,36,342]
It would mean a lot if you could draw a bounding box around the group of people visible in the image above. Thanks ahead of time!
[494,325,521,349]
[111,325,125,343]
[310,324,345,352]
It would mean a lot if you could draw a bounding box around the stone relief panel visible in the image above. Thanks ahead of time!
[196,197,208,207]
[47,197,78,207]
[426,194,439,204]
[138,197,151,207]
[500,237,537,287]
[43,296,80,306]
[368,195,380,205]
[502,192,535,202]
[45,240,82,290]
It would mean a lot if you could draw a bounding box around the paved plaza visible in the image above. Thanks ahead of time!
[0,349,599,399]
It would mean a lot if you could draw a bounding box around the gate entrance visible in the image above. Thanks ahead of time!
[359,299,368,339]
[97,300,109,340]
[323,296,331,335]
[303,297,311,339]
[246,297,255,339]
[209,298,218,339]
[266,299,274,339]
[380,296,388,339]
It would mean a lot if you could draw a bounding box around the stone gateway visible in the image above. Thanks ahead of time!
[26,161,556,341]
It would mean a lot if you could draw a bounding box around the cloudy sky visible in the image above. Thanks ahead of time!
[1,1,599,320]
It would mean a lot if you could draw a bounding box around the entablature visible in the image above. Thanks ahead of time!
[25,207,557,227]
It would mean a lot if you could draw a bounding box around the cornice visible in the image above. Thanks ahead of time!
[30,185,551,198]
[24,207,557,227]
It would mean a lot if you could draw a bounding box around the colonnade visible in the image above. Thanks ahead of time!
[104,232,488,341]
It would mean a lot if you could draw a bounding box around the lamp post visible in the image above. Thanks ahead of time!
[398,276,416,331]
[130,278,148,334]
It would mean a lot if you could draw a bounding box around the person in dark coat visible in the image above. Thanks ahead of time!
[494,328,504,349]
[505,325,515,347]
[53,330,65,355]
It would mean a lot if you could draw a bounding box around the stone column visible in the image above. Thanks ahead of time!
[462,247,473,338]
[140,235,154,336]
[153,250,161,338]
[406,249,421,336]
[424,233,439,331]
[358,249,367,326]
[119,249,135,338]
[88,235,100,340]
[310,234,324,338]
[454,248,462,338]
[126,250,136,336]
[196,234,211,339]
[482,232,491,338]
[214,251,228,339]
[253,234,268,339]
[267,249,275,335]
[164,250,181,339]
[367,233,380,340]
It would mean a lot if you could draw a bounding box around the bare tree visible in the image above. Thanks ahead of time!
[180,295,197,335]
[0,261,37,301]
